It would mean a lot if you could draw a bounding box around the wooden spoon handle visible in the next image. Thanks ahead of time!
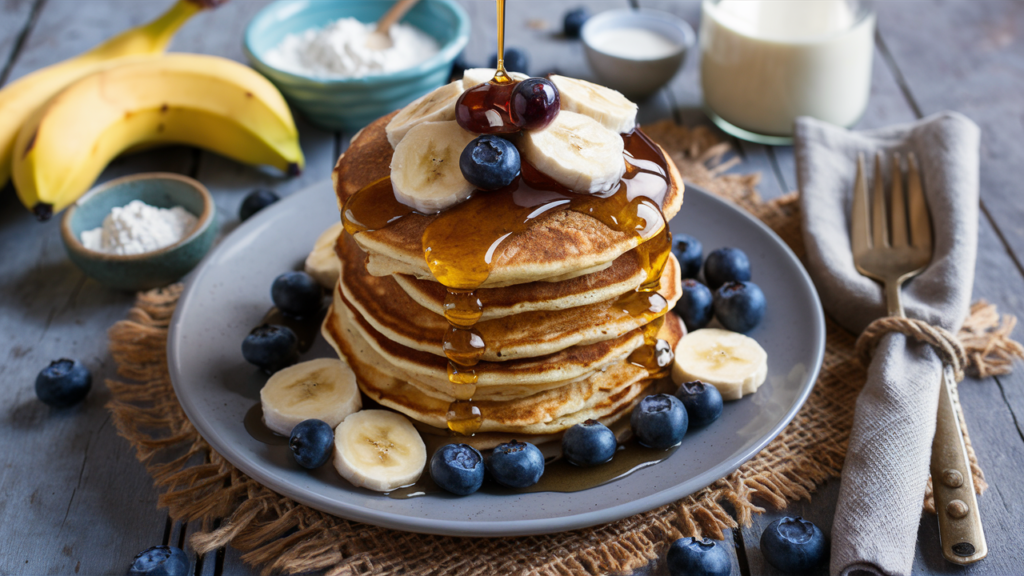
[376,0,420,34]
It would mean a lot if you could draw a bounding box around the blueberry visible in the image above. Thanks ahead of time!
[703,247,751,290]
[271,271,323,318]
[242,324,299,374]
[35,359,91,408]
[460,135,521,190]
[760,516,827,573]
[510,77,560,131]
[563,7,590,39]
[489,47,529,75]
[674,279,714,332]
[672,234,703,279]
[675,380,723,428]
[127,546,190,576]
[713,281,766,333]
[667,537,732,576]
[486,440,544,488]
[562,419,617,467]
[630,394,688,449]
[449,53,469,82]
[289,419,334,469]
[430,443,485,495]
[239,188,279,221]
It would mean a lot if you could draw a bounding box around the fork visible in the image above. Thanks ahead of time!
[851,153,987,565]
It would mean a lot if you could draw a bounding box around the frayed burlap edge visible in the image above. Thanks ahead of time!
[105,121,1023,576]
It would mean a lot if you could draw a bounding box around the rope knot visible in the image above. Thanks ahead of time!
[855,317,968,381]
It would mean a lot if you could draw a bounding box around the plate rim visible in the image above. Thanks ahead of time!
[168,179,826,537]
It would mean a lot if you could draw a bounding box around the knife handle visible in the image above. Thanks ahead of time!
[931,367,987,565]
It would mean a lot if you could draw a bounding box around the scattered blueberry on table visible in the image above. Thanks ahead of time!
[675,380,724,428]
[271,271,324,318]
[238,188,280,222]
[487,440,545,488]
[675,279,714,332]
[35,358,91,408]
[703,247,751,290]
[490,47,529,75]
[562,419,617,467]
[630,394,688,450]
[667,537,732,576]
[760,516,827,573]
[672,233,704,279]
[713,281,766,333]
[563,7,590,39]
[510,77,561,131]
[242,324,299,374]
[288,419,334,469]
[127,545,190,576]
[460,135,522,190]
[430,443,486,495]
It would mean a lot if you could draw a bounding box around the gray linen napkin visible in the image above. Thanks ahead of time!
[794,112,981,576]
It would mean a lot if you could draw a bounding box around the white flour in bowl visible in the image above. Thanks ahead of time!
[264,17,440,79]
[81,200,197,255]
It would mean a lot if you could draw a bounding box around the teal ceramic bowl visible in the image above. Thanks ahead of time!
[244,0,470,132]
[61,173,218,291]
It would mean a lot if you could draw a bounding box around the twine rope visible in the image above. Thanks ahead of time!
[856,316,969,381]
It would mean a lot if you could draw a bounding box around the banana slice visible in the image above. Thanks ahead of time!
[390,120,478,213]
[462,68,529,88]
[385,80,465,148]
[518,110,626,194]
[260,358,362,436]
[304,222,343,289]
[672,328,768,401]
[333,410,427,492]
[549,75,638,134]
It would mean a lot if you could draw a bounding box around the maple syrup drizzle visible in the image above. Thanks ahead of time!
[342,0,673,434]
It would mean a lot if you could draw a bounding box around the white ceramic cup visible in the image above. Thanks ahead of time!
[700,0,876,144]
[581,8,695,100]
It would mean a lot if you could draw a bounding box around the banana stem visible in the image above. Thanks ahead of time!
[86,0,203,57]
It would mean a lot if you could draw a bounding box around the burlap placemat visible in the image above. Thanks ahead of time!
[106,122,1024,576]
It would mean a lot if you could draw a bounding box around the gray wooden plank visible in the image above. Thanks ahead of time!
[0,0,37,82]
[873,1,1024,286]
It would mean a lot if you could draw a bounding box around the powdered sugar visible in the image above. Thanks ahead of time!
[263,17,440,79]
[81,200,197,255]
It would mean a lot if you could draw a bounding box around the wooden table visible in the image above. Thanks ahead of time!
[2,1,1022,574]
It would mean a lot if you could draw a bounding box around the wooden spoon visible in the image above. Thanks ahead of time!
[365,0,421,50]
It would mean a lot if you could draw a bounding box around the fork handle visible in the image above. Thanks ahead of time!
[931,367,987,565]
[885,280,905,318]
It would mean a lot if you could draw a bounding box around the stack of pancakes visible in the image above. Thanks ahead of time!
[322,112,686,445]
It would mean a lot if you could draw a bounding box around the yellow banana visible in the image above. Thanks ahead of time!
[0,0,214,194]
[13,53,305,219]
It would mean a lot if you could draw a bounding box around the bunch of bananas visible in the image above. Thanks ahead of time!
[0,0,305,220]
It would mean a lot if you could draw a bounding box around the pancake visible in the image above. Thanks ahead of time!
[323,294,683,433]
[338,232,682,361]
[331,284,651,387]
[332,112,685,288]
[391,247,648,320]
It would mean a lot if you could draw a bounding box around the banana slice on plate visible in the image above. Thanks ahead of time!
[333,410,427,492]
[462,68,529,88]
[390,120,478,213]
[304,222,343,289]
[672,328,768,401]
[386,80,465,148]
[260,358,362,435]
[549,75,637,134]
[518,110,626,194]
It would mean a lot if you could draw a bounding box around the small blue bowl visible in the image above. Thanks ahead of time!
[244,0,470,132]
[60,173,218,291]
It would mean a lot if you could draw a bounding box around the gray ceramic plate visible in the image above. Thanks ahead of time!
[168,180,825,537]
